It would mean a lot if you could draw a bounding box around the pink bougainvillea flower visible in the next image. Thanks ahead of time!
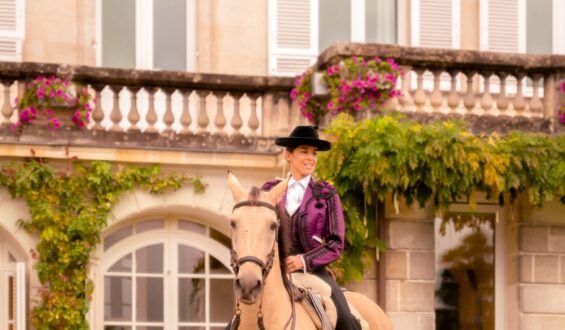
[327,101,335,110]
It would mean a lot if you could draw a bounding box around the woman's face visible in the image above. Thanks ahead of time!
[285,145,318,179]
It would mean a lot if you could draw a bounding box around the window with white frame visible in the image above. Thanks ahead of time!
[97,218,233,330]
[0,230,26,330]
[0,0,24,61]
[268,0,398,76]
[97,0,196,71]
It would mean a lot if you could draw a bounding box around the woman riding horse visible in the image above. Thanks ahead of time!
[261,125,362,330]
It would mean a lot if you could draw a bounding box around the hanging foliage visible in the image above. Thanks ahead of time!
[0,158,205,329]
[316,114,565,283]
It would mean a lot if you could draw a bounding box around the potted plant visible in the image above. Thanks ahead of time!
[12,75,93,130]
[291,56,403,124]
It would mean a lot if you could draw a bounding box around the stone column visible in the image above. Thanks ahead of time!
[384,197,436,330]
[518,200,565,330]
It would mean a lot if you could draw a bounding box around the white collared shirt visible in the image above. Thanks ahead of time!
[286,175,311,215]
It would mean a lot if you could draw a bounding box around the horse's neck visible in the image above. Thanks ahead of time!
[239,245,292,328]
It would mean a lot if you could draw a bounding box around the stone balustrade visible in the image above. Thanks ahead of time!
[0,43,563,153]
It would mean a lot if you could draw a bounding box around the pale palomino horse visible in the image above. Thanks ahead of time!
[227,173,392,330]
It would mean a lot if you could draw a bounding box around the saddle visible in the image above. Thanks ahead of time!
[291,273,369,330]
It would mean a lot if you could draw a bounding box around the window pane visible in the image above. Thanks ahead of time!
[210,228,231,248]
[8,276,14,320]
[435,213,495,330]
[526,0,552,54]
[137,327,163,330]
[104,276,132,321]
[104,327,132,330]
[104,225,133,251]
[178,245,205,274]
[153,0,187,70]
[136,244,164,273]
[136,219,164,233]
[179,220,206,235]
[102,0,136,68]
[366,0,397,44]
[319,0,350,52]
[209,279,234,323]
[108,253,132,272]
[210,256,230,274]
[136,277,164,322]
[178,278,205,322]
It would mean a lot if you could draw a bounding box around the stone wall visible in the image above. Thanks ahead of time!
[384,199,436,330]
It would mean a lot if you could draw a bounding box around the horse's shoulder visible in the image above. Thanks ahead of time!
[261,179,282,191]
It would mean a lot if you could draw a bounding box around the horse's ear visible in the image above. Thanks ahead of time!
[264,178,288,205]
[228,171,247,202]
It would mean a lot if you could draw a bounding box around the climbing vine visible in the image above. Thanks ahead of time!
[316,114,565,283]
[0,158,205,329]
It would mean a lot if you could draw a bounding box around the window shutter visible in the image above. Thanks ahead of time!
[15,262,25,330]
[483,0,520,52]
[413,0,459,49]
[268,0,317,76]
[0,0,23,61]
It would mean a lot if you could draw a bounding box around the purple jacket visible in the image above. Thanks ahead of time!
[262,178,345,272]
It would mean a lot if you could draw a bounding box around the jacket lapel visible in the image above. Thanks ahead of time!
[297,177,314,215]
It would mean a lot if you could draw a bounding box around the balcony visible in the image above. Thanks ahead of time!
[0,43,563,165]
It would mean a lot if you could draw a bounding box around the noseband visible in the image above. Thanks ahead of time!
[230,200,280,280]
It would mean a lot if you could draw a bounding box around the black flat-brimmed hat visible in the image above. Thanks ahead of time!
[275,126,331,151]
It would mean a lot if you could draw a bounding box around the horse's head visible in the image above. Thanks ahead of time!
[227,172,288,304]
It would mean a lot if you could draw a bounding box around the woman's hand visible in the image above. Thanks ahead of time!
[285,255,304,273]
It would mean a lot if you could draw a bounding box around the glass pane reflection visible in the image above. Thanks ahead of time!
[136,244,164,273]
[136,277,164,322]
[210,279,234,322]
[435,213,495,330]
[178,278,205,322]
[179,245,205,274]
[104,277,132,321]
[108,253,132,272]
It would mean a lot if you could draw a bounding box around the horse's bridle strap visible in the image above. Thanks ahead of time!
[237,255,266,269]
[233,200,278,213]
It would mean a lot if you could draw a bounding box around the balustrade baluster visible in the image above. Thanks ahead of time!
[412,69,427,112]
[463,71,477,113]
[247,93,260,136]
[179,89,192,134]
[162,88,176,133]
[447,70,461,112]
[127,86,141,132]
[229,92,243,136]
[110,85,123,131]
[213,91,227,135]
[1,80,14,125]
[481,72,494,114]
[145,87,158,133]
[529,75,543,115]
[196,90,211,134]
[430,69,443,112]
[513,73,526,114]
[91,85,105,130]
[497,73,510,113]
[398,66,414,112]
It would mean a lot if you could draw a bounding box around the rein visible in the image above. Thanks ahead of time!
[229,200,296,330]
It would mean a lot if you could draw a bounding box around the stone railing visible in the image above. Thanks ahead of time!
[316,43,565,134]
[0,62,300,152]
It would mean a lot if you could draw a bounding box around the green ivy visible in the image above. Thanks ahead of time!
[0,158,204,329]
[317,114,565,283]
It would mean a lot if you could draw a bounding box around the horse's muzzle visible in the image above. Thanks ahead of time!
[234,275,263,304]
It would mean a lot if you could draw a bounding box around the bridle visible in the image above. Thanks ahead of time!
[229,199,296,330]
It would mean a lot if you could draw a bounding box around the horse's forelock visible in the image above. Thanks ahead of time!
[248,186,262,201]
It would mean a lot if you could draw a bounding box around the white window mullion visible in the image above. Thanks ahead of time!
[517,0,526,53]
[136,0,153,69]
[553,0,565,54]
[397,0,408,45]
[186,0,197,71]
[16,262,25,330]
[410,0,420,47]
[479,0,489,50]
[350,0,365,42]
[452,0,461,49]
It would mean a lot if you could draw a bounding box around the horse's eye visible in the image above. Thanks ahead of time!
[270,222,278,231]
[230,220,236,229]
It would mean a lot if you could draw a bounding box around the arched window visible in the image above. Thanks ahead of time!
[96,218,233,330]
[0,230,26,330]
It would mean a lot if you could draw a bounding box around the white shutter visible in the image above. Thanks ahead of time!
[268,0,317,76]
[480,0,521,53]
[0,0,23,61]
[412,0,460,49]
